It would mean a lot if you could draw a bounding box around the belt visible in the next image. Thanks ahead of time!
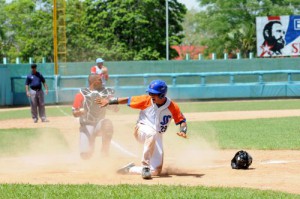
[31,88,41,91]
[138,122,162,133]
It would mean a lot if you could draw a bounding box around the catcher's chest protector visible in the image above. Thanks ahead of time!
[80,88,106,125]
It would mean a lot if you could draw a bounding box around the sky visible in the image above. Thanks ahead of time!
[5,0,201,11]
[177,0,200,10]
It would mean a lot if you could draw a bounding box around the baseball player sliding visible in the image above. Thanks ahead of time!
[95,80,187,179]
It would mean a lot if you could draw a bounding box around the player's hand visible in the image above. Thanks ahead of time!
[102,67,108,75]
[94,97,109,107]
[26,91,30,97]
[45,89,48,95]
[79,108,85,114]
[177,132,187,138]
[73,108,85,117]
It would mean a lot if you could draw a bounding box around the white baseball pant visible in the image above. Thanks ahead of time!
[129,123,163,175]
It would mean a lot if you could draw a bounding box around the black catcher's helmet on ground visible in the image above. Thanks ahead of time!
[231,150,252,169]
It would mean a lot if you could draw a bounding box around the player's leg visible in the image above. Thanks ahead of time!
[79,125,96,159]
[117,124,146,175]
[37,90,47,121]
[94,119,113,156]
[129,123,163,175]
[149,133,163,175]
[29,90,38,122]
[134,123,156,167]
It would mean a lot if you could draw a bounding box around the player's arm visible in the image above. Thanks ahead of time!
[90,66,96,74]
[95,97,129,107]
[177,122,187,138]
[102,67,109,80]
[40,74,48,95]
[25,76,30,96]
[43,82,49,95]
[25,85,30,96]
[72,93,85,117]
[169,102,187,138]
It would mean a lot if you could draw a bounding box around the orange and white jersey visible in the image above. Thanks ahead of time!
[90,66,109,85]
[128,95,186,133]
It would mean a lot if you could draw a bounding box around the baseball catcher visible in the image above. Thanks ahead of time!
[231,150,252,169]
[72,74,117,159]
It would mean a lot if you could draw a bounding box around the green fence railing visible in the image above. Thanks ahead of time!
[9,70,300,106]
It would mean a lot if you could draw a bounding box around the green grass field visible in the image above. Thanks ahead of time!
[0,99,300,198]
[190,116,300,150]
[0,184,299,199]
[0,128,69,157]
[1,99,300,120]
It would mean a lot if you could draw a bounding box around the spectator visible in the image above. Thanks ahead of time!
[90,58,109,86]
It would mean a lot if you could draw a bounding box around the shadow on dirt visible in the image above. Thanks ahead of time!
[154,173,205,178]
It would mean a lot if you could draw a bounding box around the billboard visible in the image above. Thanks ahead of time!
[256,15,300,57]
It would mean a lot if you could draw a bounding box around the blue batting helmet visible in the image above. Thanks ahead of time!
[146,80,168,98]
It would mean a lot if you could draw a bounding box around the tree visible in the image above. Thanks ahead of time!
[0,0,7,60]
[3,0,53,63]
[84,0,187,60]
[1,0,186,62]
[196,0,300,58]
[181,9,203,46]
[65,0,101,62]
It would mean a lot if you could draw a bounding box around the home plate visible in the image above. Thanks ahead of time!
[260,160,289,164]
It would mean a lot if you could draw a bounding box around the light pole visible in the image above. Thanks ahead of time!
[166,0,169,60]
[53,0,58,75]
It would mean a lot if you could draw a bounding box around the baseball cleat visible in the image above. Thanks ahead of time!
[41,119,49,122]
[117,162,135,174]
[141,166,152,179]
[33,118,38,123]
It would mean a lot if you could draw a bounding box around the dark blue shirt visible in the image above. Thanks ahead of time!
[25,72,45,90]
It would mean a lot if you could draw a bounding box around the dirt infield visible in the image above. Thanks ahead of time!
[0,108,299,194]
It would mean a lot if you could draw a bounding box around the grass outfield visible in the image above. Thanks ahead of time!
[179,99,300,113]
[0,128,69,156]
[0,184,299,199]
[0,116,299,156]
[190,116,300,150]
[1,99,300,120]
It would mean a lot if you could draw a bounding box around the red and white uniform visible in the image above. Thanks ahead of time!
[90,66,108,86]
[72,88,113,158]
[127,95,186,175]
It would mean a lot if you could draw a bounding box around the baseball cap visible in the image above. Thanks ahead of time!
[96,58,104,63]
[31,63,37,68]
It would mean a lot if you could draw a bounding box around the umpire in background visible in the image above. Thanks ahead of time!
[25,63,49,123]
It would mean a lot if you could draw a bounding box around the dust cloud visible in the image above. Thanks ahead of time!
[162,122,219,175]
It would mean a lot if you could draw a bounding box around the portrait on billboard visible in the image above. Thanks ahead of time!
[256,16,300,57]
